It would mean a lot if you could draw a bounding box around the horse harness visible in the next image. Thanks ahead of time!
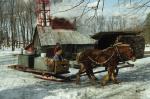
[87,45,124,65]
[113,45,125,63]
[88,52,115,65]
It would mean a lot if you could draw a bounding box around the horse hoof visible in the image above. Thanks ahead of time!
[90,80,96,85]
[113,80,121,84]
[94,77,98,81]
[75,79,80,85]
[114,73,118,77]
[76,81,80,85]
[101,81,106,86]
[101,83,106,86]
[92,81,97,85]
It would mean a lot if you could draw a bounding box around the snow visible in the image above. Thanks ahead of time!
[0,48,21,56]
[0,48,150,99]
[145,45,150,52]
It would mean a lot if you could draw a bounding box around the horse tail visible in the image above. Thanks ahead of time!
[76,52,82,63]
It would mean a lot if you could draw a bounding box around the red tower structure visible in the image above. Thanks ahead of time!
[35,0,76,30]
[36,0,51,26]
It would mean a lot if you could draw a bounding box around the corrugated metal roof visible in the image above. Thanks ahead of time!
[91,31,141,40]
[37,26,95,46]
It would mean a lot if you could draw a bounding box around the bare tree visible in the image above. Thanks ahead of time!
[0,0,35,50]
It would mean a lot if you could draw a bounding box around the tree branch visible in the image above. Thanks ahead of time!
[51,0,85,15]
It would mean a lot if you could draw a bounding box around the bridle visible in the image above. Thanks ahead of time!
[113,45,125,63]
[113,44,134,62]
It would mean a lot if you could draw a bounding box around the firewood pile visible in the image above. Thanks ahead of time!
[119,35,145,58]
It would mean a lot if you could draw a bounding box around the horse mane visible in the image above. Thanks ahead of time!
[76,52,82,63]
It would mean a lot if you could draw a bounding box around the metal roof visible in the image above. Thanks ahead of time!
[91,31,141,39]
[36,26,95,46]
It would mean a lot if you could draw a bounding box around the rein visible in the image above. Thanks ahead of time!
[87,45,124,65]
[88,51,115,65]
[78,44,131,65]
[114,45,124,62]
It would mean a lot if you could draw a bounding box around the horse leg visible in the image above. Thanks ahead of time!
[76,63,85,84]
[76,63,96,85]
[88,65,97,81]
[101,67,111,86]
[101,74,109,86]
[90,68,98,80]
[86,63,98,85]
[111,67,120,84]
[79,62,96,85]
[114,66,119,76]
[86,69,97,85]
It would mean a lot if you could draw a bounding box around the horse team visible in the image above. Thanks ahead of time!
[76,43,136,86]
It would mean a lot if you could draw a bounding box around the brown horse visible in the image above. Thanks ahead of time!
[76,43,136,85]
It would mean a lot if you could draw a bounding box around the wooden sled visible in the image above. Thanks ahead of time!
[34,75,65,82]
[8,64,73,82]
[8,61,134,82]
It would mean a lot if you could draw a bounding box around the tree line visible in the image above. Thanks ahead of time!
[0,0,35,50]
[0,0,149,51]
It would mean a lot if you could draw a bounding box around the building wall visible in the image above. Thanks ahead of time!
[35,44,94,60]
[33,32,42,55]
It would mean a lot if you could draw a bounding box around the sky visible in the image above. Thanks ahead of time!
[104,0,149,19]
[50,0,118,18]
[50,0,148,20]
[89,0,150,26]
[92,0,144,17]
[22,0,148,21]
[49,0,148,32]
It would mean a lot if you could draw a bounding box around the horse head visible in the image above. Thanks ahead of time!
[113,43,136,62]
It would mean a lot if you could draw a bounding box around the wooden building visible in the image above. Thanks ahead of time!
[91,31,145,58]
[32,26,95,59]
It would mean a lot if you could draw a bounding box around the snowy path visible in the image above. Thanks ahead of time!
[0,55,17,65]
[0,54,150,99]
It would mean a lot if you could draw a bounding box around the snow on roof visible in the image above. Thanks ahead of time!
[36,26,95,46]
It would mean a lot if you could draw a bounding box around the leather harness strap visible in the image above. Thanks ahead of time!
[114,45,124,62]
[79,44,126,65]
[88,51,115,65]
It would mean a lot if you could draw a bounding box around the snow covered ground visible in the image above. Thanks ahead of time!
[0,47,150,99]
[145,44,150,52]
